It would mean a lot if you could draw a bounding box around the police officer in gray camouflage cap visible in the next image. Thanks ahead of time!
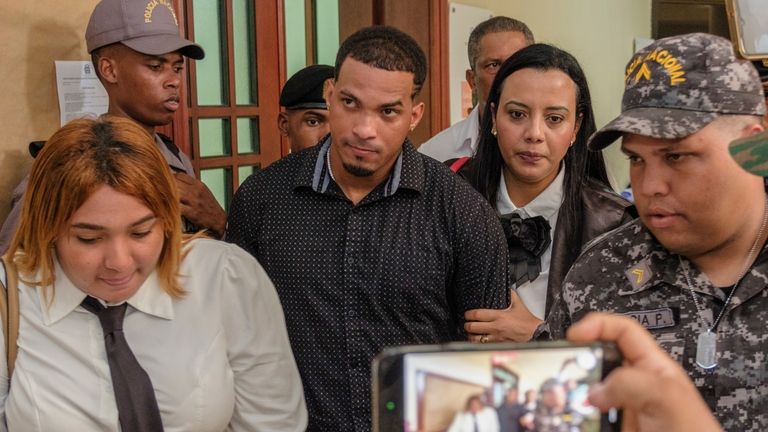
[540,33,768,431]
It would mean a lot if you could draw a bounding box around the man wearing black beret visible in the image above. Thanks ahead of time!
[278,64,335,152]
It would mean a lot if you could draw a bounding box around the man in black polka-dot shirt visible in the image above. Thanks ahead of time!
[227,26,510,432]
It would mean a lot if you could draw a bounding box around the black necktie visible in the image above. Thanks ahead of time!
[473,413,479,432]
[499,213,552,287]
[81,296,164,432]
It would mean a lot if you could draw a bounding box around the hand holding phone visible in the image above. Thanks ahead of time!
[372,340,621,432]
[567,313,721,432]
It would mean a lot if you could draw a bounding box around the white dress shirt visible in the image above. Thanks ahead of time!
[0,238,307,432]
[418,106,480,162]
[447,406,500,432]
[496,167,565,320]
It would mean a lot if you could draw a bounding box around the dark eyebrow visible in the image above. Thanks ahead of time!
[339,89,403,110]
[303,110,328,117]
[339,90,358,102]
[380,99,404,110]
[619,144,635,155]
[545,106,569,113]
[622,140,682,155]
[71,214,156,231]
[504,100,529,110]
[144,54,183,65]
[144,55,167,63]
[504,100,570,113]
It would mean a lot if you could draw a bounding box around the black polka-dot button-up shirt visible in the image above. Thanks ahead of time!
[227,137,510,431]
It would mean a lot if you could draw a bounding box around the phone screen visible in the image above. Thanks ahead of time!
[373,342,620,432]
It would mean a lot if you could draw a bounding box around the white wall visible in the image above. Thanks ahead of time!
[451,0,653,189]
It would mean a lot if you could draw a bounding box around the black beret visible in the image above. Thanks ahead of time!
[280,64,335,109]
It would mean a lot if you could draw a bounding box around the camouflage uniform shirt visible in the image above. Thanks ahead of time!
[542,219,768,431]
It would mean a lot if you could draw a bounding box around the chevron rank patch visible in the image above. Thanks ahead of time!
[625,260,652,290]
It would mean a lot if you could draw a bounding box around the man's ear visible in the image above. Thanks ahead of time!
[409,101,425,131]
[742,121,765,138]
[323,78,333,102]
[97,54,119,85]
[325,79,335,110]
[465,68,476,92]
[277,112,290,137]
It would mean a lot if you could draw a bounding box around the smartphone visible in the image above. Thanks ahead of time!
[372,341,621,432]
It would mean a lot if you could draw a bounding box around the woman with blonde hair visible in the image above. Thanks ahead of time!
[1,116,306,431]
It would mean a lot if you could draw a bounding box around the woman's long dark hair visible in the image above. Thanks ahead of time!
[469,43,611,258]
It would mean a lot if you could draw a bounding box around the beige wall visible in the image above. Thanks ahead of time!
[0,1,99,225]
[451,0,653,189]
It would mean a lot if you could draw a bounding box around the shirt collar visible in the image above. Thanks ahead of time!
[294,135,424,196]
[496,164,566,219]
[42,258,174,326]
[155,134,186,173]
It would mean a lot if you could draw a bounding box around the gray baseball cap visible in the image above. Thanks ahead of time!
[589,33,765,150]
[86,0,205,60]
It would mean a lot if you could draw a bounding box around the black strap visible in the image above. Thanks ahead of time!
[0,256,19,379]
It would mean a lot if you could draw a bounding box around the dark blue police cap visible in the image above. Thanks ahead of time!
[280,64,335,110]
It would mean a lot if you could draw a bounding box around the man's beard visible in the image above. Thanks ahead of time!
[343,162,374,177]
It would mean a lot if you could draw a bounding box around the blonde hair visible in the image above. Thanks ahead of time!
[7,116,185,298]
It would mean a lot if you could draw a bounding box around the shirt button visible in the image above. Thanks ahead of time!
[346,256,355,265]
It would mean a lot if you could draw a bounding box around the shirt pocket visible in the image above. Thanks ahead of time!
[655,332,685,363]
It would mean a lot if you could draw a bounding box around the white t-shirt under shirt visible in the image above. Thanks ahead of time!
[418,106,480,162]
[495,167,565,320]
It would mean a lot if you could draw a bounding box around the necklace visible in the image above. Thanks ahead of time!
[679,197,768,370]
[326,150,336,183]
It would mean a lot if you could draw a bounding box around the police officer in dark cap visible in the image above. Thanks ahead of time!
[278,64,335,152]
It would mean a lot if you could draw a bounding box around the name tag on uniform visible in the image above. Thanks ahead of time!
[624,307,677,329]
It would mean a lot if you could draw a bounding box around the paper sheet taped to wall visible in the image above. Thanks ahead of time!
[55,61,108,126]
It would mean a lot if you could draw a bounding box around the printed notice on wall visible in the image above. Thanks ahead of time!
[55,61,108,126]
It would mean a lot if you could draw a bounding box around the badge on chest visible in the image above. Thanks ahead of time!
[624,307,678,329]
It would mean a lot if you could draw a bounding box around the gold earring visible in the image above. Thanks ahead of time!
[491,128,497,137]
